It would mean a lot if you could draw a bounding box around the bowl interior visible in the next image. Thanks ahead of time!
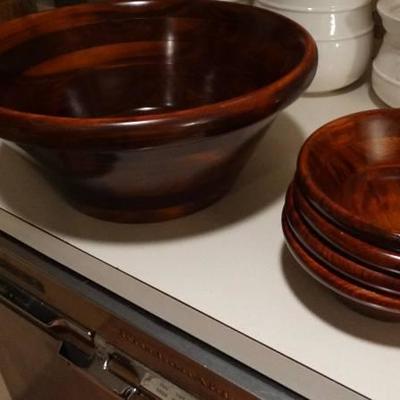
[298,109,400,238]
[0,0,307,118]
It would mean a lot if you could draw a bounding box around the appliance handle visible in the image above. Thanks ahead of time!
[0,275,94,343]
[1,276,197,400]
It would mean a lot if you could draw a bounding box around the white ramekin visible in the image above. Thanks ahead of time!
[255,0,374,92]
[372,0,400,106]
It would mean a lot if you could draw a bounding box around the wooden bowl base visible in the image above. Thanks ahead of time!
[69,186,231,223]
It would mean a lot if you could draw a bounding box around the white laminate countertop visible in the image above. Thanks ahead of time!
[1,81,399,400]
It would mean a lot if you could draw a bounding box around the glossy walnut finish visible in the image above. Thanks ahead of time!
[282,210,400,321]
[0,0,317,222]
[293,183,400,275]
[285,184,400,297]
[297,109,400,249]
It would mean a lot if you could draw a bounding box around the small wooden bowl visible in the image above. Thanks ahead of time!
[297,109,400,250]
[282,210,400,321]
[285,184,400,296]
[293,183,400,275]
[0,0,317,222]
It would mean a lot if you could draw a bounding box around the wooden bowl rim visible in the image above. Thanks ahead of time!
[282,208,400,315]
[0,0,317,147]
[286,184,400,296]
[293,181,400,274]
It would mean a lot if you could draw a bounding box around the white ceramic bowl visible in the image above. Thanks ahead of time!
[255,0,374,92]
[318,34,374,92]
[372,0,400,106]
[377,0,400,34]
[372,65,400,107]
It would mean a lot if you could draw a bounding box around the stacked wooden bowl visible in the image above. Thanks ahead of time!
[282,109,400,320]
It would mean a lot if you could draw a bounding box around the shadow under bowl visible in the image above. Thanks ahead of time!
[0,0,317,222]
[292,182,400,275]
[296,108,400,250]
[282,209,400,322]
[285,183,400,297]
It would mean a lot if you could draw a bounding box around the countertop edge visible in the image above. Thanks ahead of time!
[0,207,367,400]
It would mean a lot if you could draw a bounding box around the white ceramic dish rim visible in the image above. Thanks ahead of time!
[377,0,400,23]
[255,0,371,13]
[372,61,400,87]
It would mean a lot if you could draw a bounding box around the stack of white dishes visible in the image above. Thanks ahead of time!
[255,0,374,92]
[372,0,400,106]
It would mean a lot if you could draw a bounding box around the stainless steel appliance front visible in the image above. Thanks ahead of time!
[0,232,302,400]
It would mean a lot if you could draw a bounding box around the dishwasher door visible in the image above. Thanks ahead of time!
[0,231,303,400]
[0,303,125,400]
[0,277,197,400]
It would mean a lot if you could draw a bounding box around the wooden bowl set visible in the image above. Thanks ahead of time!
[283,109,400,321]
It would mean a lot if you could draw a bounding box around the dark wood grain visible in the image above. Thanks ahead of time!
[292,182,400,275]
[0,0,317,222]
[286,184,400,297]
[296,109,400,250]
[0,0,36,22]
[282,209,400,321]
